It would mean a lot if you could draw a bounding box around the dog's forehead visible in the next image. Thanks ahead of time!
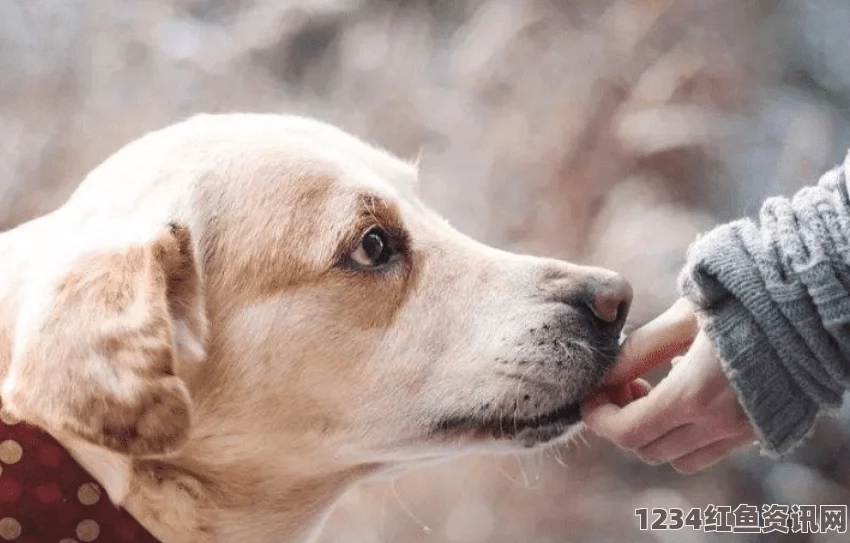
[190,113,419,197]
[214,115,431,233]
[274,115,418,190]
[210,114,423,220]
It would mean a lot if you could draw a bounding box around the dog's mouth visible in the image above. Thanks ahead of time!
[433,401,581,448]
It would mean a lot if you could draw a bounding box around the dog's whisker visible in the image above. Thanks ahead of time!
[549,444,569,470]
[512,452,535,489]
[493,456,526,488]
[390,480,431,534]
[579,428,591,450]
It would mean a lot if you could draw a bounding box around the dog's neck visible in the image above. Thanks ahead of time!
[159,446,381,542]
[144,360,386,542]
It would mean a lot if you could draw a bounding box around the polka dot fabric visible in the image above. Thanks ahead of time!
[0,404,161,542]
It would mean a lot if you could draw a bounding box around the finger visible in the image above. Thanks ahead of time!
[670,434,754,474]
[629,378,652,400]
[603,298,699,386]
[585,378,653,411]
[637,423,729,465]
[607,379,653,407]
[582,387,680,450]
[608,383,634,407]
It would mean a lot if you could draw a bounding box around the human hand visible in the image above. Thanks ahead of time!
[581,299,757,473]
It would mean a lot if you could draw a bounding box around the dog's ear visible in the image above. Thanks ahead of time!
[1,223,207,457]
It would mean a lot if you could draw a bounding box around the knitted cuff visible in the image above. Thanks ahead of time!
[696,297,818,455]
[680,227,820,455]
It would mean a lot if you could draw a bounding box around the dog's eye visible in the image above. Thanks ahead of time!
[350,227,394,267]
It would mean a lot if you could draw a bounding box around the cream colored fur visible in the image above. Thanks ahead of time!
[0,114,626,542]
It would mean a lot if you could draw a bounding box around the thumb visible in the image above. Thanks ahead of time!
[602,298,699,386]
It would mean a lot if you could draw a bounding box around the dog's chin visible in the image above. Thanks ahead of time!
[433,401,582,448]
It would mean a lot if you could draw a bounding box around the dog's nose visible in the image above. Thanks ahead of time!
[586,274,632,329]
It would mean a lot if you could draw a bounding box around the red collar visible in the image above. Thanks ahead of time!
[0,403,161,543]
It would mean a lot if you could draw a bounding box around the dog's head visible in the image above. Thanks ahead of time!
[1,114,630,472]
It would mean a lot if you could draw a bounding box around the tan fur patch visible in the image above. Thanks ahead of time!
[3,224,205,457]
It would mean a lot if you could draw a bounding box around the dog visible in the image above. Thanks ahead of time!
[0,114,632,542]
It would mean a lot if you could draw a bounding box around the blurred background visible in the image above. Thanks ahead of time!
[3,0,850,541]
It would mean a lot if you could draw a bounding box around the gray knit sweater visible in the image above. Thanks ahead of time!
[679,152,850,455]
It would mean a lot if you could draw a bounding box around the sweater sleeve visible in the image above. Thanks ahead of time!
[678,152,850,455]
